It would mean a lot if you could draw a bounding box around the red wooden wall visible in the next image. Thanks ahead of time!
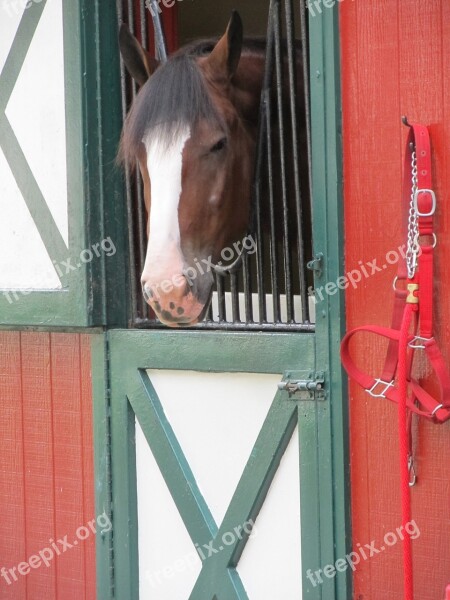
[340,2,450,599]
[0,333,95,600]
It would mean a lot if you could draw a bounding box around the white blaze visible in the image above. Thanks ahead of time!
[143,127,191,274]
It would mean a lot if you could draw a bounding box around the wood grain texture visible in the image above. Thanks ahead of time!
[340,1,450,598]
[0,332,95,600]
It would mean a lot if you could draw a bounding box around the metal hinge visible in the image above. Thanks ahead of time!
[278,370,326,401]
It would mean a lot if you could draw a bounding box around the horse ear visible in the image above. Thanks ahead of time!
[119,24,159,86]
[206,10,243,80]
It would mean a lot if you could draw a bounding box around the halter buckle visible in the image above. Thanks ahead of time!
[413,188,436,217]
[366,378,395,399]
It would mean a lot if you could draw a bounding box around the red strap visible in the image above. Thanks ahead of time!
[398,303,414,600]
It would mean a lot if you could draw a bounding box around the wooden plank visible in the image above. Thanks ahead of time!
[20,332,57,599]
[0,332,27,599]
[340,1,450,598]
[0,332,95,599]
[50,333,86,598]
[80,334,96,599]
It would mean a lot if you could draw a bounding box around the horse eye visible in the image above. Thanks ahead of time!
[210,137,227,153]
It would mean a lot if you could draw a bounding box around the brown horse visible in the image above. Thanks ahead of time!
[119,12,308,326]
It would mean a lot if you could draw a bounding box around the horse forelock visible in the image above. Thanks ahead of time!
[119,53,224,166]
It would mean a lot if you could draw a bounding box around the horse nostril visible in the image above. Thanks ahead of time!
[142,284,153,303]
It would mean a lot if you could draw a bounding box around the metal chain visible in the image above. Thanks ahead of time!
[406,150,419,279]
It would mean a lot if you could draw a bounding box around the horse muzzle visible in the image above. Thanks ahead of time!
[141,270,213,327]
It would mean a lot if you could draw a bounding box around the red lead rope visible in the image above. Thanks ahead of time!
[398,301,415,600]
[341,122,450,599]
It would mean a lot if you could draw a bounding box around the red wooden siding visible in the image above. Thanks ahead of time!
[0,333,95,600]
[340,1,450,599]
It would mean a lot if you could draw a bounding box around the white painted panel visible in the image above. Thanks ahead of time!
[136,419,202,599]
[136,371,302,599]
[0,147,60,289]
[237,426,302,599]
[5,0,69,247]
[146,370,279,526]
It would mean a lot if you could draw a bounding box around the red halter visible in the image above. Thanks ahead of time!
[341,123,450,424]
[341,121,450,600]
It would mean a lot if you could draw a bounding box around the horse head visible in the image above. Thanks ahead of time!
[119,13,261,326]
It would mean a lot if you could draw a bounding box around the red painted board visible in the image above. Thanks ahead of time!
[340,1,450,599]
[0,333,95,600]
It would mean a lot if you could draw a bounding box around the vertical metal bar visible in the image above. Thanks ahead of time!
[242,253,253,324]
[273,0,294,322]
[299,0,313,203]
[215,275,226,323]
[147,0,168,62]
[230,272,241,323]
[285,0,309,322]
[253,4,278,325]
[265,90,281,323]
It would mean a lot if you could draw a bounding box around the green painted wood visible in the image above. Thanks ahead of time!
[108,329,315,373]
[0,0,127,328]
[0,0,87,327]
[133,370,217,544]
[107,331,304,600]
[91,334,114,600]
[78,0,128,327]
[0,0,47,111]
[188,392,298,599]
[308,5,351,600]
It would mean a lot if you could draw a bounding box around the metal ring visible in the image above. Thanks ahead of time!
[419,232,437,249]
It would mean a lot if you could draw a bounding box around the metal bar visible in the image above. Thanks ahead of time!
[147,0,168,62]
[215,275,226,323]
[285,0,309,323]
[299,0,313,204]
[229,272,241,323]
[242,252,254,324]
[132,319,316,333]
[273,0,294,323]
[253,5,278,325]
[265,90,281,322]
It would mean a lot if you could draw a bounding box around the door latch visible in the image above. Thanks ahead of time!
[278,371,326,400]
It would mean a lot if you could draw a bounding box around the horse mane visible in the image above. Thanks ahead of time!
[118,38,267,167]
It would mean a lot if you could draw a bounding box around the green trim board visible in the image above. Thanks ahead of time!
[307,5,351,600]
[0,0,127,328]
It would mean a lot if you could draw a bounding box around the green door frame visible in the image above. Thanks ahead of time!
[92,4,350,600]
